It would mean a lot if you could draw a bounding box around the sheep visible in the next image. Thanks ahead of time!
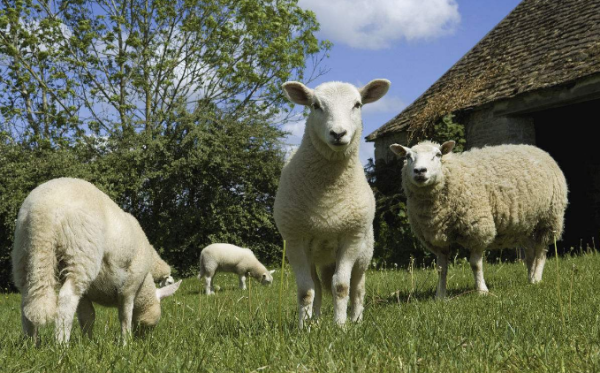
[274,79,390,328]
[151,247,175,286]
[197,243,274,295]
[11,177,182,344]
[389,141,568,299]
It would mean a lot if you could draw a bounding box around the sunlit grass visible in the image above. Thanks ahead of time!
[1,252,600,372]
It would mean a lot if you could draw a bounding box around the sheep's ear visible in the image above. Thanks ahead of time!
[360,79,391,104]
[269,270,276,274]
[282,81,313,106]
[440,141,455,155]
[156,280,182,301]
[390,144,411,157]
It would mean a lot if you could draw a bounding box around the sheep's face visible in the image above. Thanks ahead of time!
[282,79,390,154]
[390,141,455,187]
[260,269,276,285]
[134,279,182,335]
[159,275,175,287]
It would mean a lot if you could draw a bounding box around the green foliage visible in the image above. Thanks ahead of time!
[0,112,285,287]
[0,0,330,288]
[0,0,330,139]
[430,114,467,152]
[367,114,466,268]
[1,253,599,371]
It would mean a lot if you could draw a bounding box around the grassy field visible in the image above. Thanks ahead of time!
[1,252,600,372]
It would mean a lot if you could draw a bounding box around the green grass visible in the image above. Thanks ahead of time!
[2,253,600,372]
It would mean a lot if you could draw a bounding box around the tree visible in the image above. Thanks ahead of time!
[0,0,330,288]
[0,0,330,139]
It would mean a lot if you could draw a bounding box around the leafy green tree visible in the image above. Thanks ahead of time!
[0,0,330,139]
[0,0,330,288]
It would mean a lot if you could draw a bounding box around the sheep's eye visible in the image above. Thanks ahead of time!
[311,102,321,110]
[435,153,442,158]
[353,102,362,109]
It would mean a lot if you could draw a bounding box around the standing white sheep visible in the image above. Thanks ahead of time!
[390,141,568,298]
[11,178,182,343]
[274,79,390,328]
[197,243,274,295]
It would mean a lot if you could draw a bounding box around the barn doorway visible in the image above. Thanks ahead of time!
[533,99,600,252]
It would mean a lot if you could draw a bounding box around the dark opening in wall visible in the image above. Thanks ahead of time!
[533,99,600,252]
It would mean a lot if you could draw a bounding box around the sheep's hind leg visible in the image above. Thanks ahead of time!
[469,250,489,294]
[524,245,536,283]
[286,240,314,329]
[531,244,547,284]
[77,296,95,338]
[55,279,82,344]
[310,265,322,318]
[239,275,247,290]
[204,276,214,295]
[20,297,38,343]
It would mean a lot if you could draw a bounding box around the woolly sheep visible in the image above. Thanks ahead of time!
[390,141,568,298]
[274,79,390,328]
[197,243,274,295]
[11,178,182,344]
[151,247,175,287]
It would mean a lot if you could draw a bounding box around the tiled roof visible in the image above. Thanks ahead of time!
[366,0,600,141]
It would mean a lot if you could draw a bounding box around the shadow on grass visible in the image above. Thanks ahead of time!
[369,286,495,306]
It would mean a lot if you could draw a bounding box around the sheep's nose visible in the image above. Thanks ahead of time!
[330,130,347,141]
[414,167,427,175]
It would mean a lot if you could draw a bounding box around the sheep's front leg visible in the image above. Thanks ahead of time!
[77,296,95,338]
[55,279,82,344]
[435,252,449,299]
[286,240,314,329]
[333,237,365,325]
[239,275,247,290]
[118,294,135,341]
[349,265,366,322]
[469,250,489,293]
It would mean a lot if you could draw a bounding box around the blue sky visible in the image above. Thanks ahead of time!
[283,0,523,164]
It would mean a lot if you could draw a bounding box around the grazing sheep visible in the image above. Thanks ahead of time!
[390,141,568,298]
[197,243,274,295]
[11,177,182,344]
[151,247,175,286]
[274,79,390,328]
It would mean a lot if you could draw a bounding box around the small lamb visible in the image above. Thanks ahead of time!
[390,141,568,298]
[11,178,182,344]
[151,247,175,287]
[274,79,390,328]
[197,243,274,295]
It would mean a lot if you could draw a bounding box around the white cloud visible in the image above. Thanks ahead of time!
[362,95,406,114]
[299,0,460,49]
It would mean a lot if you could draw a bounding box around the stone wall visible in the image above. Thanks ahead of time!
[464,106,536,149]
[373,132,408,162]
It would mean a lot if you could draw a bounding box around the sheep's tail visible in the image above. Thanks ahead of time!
[16,226,58,326]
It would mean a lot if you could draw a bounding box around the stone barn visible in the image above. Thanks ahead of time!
[366,0,600,250]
